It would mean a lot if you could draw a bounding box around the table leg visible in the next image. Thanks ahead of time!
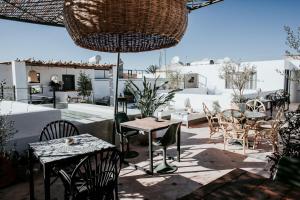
[149,131,153,174]
[177,125,181,162]
[43,164,51,200]
[28,147,34,200]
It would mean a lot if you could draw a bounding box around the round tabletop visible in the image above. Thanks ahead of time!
[222,110,266,120]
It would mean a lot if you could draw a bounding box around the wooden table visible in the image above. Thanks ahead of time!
[28,134,115,200]
[179,168,300,200]
[120,117,181,174]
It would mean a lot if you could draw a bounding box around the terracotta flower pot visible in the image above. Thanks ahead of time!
[0,156,16,188]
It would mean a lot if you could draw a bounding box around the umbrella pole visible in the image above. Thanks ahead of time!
[113,51,120,145]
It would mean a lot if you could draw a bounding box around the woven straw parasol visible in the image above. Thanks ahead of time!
[63,0,189,52]
[63,0,189,144]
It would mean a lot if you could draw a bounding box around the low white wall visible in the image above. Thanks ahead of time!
[56,91,79,102]
[0,101,55,114]
[1,101,61,151]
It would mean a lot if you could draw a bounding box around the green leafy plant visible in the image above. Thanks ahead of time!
[146,65,159,75]
[277,26,300,83]
[219,61,255,103]
[0,110,16,156]
[126,77,178,117]
[284,25,300,57]
[212,100,221,115]
[77,72,92,100]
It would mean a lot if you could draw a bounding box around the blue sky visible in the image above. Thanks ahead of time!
[0,0,299,69]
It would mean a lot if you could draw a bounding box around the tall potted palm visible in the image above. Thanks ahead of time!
[126,77,178,118]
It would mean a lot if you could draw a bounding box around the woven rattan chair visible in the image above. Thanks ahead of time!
[59,148,122,200]
[246,99,266,113]
[254,106,284,152]
[40,120,79,141]
[203,103,220,139]
[219,109,249,154]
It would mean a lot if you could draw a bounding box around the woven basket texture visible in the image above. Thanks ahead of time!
[63,0,188,52]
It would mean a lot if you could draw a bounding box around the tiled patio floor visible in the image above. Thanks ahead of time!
[0,121,274,200]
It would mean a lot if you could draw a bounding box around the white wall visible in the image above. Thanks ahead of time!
[0,63,13,85]
[249,60,285,91]
[93,79,111,99]
[0,101,61,151]
[168,59,285,94]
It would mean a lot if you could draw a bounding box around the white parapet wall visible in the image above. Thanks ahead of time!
[0,101,61,151]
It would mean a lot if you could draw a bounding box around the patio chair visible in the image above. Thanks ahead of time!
[115,112,139,159]
[40,120,79,141]
[274,157,300,187]
[219,109,249,154]
[202,103,220,139]
[246,99,266,113]
[153,122,182,174]
[59,148,122,200]
[254,106,284,152]
[39,120,79,185]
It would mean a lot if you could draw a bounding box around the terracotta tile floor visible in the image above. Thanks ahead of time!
[0,121,275,200]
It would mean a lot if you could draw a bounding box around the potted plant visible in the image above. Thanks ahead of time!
[219,61,255,111]
[0,111,17,188]
[126,77,178,118]
[123,82,135,103]
[126,77,179,145]
[77,72,93,102]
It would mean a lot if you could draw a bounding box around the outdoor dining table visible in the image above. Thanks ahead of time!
[28,133,115,200]
[120,117,181,175]
[223,110,267,121]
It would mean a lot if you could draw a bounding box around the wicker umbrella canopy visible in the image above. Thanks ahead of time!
[63,0,188,53]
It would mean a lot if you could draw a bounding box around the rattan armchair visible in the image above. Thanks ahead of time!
[219,109,249,154]
[246,99,266,113]
[254,106,284,152]
[203,103,220,139]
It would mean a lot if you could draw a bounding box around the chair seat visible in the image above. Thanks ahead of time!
[123,130,139,137]
[153,137,163,146]
[259,124,272,129]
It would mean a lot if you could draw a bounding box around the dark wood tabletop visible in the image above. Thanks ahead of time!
[178,168,300,200]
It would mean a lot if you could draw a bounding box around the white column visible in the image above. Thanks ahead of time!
[12,61,28,102]
[289,70,300,103]
[110,66,118,106]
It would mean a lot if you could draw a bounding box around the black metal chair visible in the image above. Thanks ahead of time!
[40,120,79,141]
[59,148,122,200]
[115,112,139,159]
[39,120,79,185]
[153,122,181,174]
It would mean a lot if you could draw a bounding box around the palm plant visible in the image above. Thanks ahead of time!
[146,65,159,75]
[126,77,178,117]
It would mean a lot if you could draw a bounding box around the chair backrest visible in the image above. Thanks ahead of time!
[203,102,212,117]
[70,148,122,199]
[246,99,266,113]
[219,109,247,136]
[271,106,284,130]
[274,157,300,187]
[115,112,129,134]
[159,122,181,147]
[40,120,79,141]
